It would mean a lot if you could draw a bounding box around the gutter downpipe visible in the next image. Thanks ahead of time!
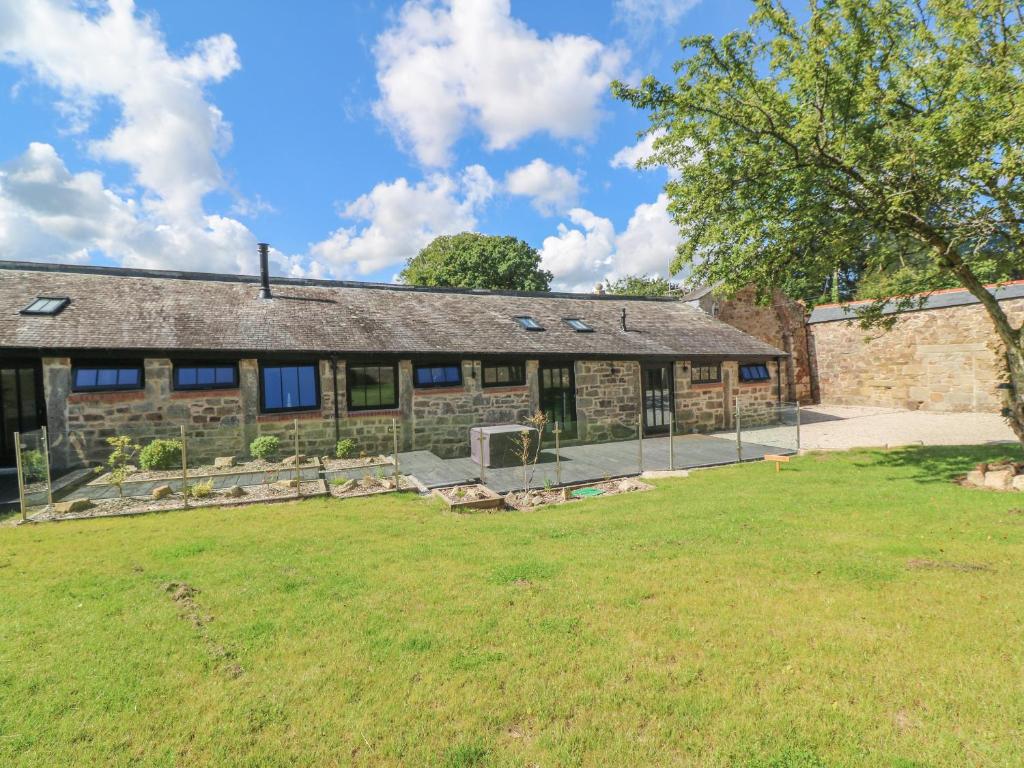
[775,356,782,405]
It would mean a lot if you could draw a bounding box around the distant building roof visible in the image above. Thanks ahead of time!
[0,261,785,360]
[808,280,1024,324]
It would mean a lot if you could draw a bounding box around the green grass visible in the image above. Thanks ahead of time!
[1,445,1022,767]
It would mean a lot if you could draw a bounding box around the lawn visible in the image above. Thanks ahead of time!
[1,445,1022,767]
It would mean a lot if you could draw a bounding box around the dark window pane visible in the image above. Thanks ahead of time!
[97,369,117,387]
[196,367,215,385]
[118,368,140,386]
[280,367,300,409]
[75,369,97,388]
[414,368,430,386]
[444,366,460,383]
[215,367,235,385]
[263,367,282,409]
[298,365,317,406]
[178,367,197,386]
[350,386,365,407]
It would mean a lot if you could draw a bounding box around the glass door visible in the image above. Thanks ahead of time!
[539,363,577,440]
[643,363,674,435]
[0,365,44,467]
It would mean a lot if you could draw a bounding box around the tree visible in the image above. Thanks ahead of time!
[400,233,552,291]
[613,0,1024,442]
[603,275,677,296]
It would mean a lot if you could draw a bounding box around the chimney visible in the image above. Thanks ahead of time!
[257,242,272,299]
[594,283,605,295]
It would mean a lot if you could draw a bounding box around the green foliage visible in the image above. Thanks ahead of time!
[612,0,1024,307]
[603,274,677,296]
[20,449,46,484]
[249,435,280,461]
[334,438,356,459]
[185,480,214,499]
[399,232,552,291]
[138,439,183,471]
[101,435,140,498]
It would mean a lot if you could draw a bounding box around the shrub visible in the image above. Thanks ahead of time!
[250,435,280,461]
[186,480,214,499]
[138,439,183,471]
[335,438,356,459]
[101,435,140,498]
[21,449,46,484]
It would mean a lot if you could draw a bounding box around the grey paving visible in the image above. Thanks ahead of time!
[398,434,795,495]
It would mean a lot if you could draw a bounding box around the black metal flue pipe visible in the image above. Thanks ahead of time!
[258,242,272,299]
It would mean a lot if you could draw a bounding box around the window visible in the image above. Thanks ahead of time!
[739,363,771,382]
[413,363,462,389]
[691,364,721,384]
[173,363,238,391]
[260,363,319,412]
[21,297,70,315]
[482,361,526,387]
[513,315,544,331]
[72,364,143,392]
[563,318,593,332]
[347,362,398,411]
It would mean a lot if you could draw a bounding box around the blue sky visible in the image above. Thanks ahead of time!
[0,0,753,290]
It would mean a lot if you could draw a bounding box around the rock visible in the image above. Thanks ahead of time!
[336,479,357,493]
[382,477,396,490]
[984,469,1015,491]
[281,454,306,467]
[273,478,299,490]
[618,479,635,493]
[561,487,571,502]
[225,485,245,498]
[504,492,517,507]
[1013,475,1024,492]
[53,498,93,514]
[976,462,989,474]
[964,470,985,488]
[213,456,235,469]
[152,484,172,500]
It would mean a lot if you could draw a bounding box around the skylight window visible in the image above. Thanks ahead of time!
[21,297,70,316]
[563,318,593,332]
[514,316,544,331]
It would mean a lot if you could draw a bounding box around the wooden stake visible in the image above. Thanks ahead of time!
[14,431,26,522]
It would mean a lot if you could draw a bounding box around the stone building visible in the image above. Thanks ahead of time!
[0,260,788,471]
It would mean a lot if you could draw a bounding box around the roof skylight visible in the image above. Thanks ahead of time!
[514,315,544,331]
[564,318,593,332]
[21,297,70,316]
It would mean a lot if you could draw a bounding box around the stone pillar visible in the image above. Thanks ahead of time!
[238,359,260,453]
[398,359,414,451]
[42,357,72,470]
[526,360,540,415]
[722,361,738,429]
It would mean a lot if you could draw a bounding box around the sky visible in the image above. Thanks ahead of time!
[0,0,754,291]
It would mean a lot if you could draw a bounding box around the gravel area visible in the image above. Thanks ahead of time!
[795,404,1017,451]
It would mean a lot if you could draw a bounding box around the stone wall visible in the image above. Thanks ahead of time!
[674,361,729,432]
[713,287,813,404]
[575,360,641,442]
[809,298,1024,413]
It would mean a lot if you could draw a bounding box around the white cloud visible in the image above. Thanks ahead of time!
[504,159,580,215]
[373,0,628,166]
[610,129,665,170]
[0,0,240,223]
[614,0,703,39]
[0,142,257,273]
[308,165,495,278]
[539,192,680,291]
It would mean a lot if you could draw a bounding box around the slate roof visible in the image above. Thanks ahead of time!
[808,280,1024,323]
[0,261,785,360]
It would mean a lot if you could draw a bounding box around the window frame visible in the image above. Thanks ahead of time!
[513,315,545,331]
[481,360,527,388]
[172,361,239,392]
[739,363,771,383]
[412,362,463,390]
[346,360,400,412]
[691,363,722,385]
[21,297,70,316]
[71,362,144,392]
[259,361,321,414]
[563,318,594,333]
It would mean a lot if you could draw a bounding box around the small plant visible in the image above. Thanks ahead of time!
[185,479,214,499]
[250,435,280,461]
[335,438,356,459]
[100,435,140,498]
[138,439,183,471]
[512,410,548,494]
[543,477,553,493]
[20,449,46,484]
